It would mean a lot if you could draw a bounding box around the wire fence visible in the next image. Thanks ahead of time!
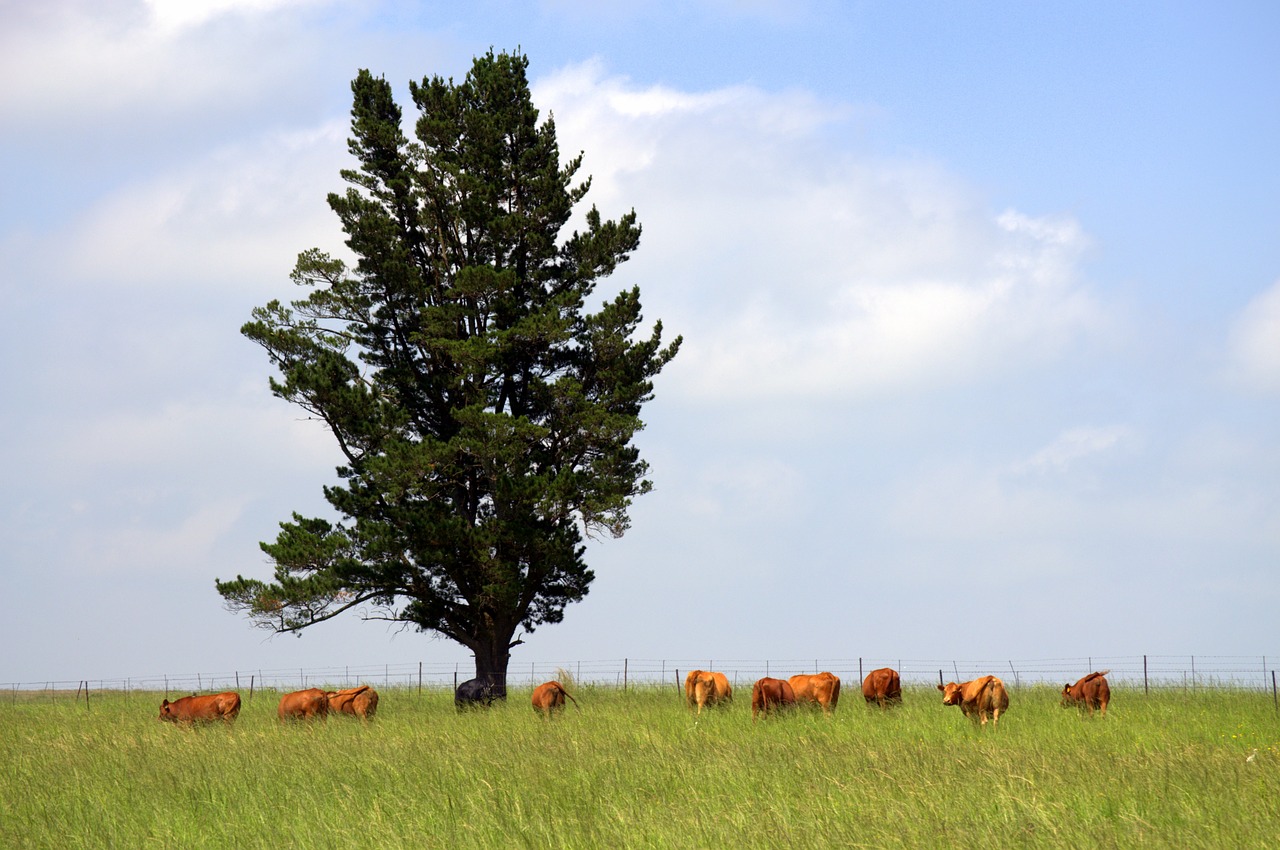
[4,654,1279,702]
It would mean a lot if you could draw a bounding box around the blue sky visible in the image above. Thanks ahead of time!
[2,0,1277,686]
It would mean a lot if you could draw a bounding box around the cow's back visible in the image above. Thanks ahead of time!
[789,672,840,713]
[751,677,796,720]
[279,688,329,720]
[352,687,379,719]
[327,686,377,719]
[710,672,732,703]
[862,668,902,705]
[966,676,1009,723]
[159,692,241,724]
[1064,671,1110,715]
[531,681,565,714]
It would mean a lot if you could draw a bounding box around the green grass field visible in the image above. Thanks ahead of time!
[2,683,1277,848]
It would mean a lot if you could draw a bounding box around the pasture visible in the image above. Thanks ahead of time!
[2,684,1276,848]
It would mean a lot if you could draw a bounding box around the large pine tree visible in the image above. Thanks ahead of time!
[216,51,680,690]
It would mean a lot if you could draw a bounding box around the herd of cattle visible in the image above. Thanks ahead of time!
[156,669,1113,726]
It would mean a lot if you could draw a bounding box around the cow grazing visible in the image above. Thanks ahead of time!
[326,685,379,720]
[531,681,579,717]
[1061,671,1111,716]
[751,677,797,721]
[278,687,329,721]
[862,667,903,707]
[159,692,241,725]
[684,670,733,715]
[788,672,841,715]
[938,676,1009,726]
[455,676,505,711]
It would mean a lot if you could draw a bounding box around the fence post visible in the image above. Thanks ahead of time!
[1272,670,1277,713]
[675,669,681,695]
[1143,655,1148,695]
[938,669,943,687]
[84,680,90,711]
[624,658,628,692]
[249,675,255,701]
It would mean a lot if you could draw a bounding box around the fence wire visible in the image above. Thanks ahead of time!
[5,654,1279,698]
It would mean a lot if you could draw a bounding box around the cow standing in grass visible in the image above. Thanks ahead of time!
[531,681,578,717]
[327,685,379,720]
[684,670,733,715]
[159,692,241,725]
[938,676,1009,726]
[278,688,329,721]
[751,677,796,721]
[862,667,903,707]
[455,676,505,710]
[1061,671,1110,716]
[788,672,841,715]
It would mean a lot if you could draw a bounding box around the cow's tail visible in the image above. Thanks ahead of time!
[1088,670,1110,681]
[559,684,580,710]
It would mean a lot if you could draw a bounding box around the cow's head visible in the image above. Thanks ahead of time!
[937,683,963,706]
[159,699,176,722]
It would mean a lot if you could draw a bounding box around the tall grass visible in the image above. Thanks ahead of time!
[2,685,1276,847]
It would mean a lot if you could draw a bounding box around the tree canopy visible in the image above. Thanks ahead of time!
[215,50,681,687]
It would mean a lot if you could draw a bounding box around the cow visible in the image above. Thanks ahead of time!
[455,676,506,711]
[938,676,1009,726]
[531,681,579,717]
[1061,670,1111,716]
[751,677,796,721]
[278,687,329,721]
[862,667,903,707]
[159,692,241,725]
[326,685,379,720]
[684,670,733,715]
[788,672,841,715]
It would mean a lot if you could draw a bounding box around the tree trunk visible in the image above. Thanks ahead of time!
[472,630,518,699]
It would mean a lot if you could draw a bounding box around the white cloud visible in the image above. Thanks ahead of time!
[0,0,336,129]
[57,121,350,290]
[1226,278,1280,393]
[74,497,250,577]
[145,0,329,33]
[1017,426,1133,474]
[536,62,1102,402]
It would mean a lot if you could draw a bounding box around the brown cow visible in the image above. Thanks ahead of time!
[159,692,241,725]
[278,687,329,721]
[862,667,902,707]
[531,681,579,717]
[684,670,733,714]
[751,677,796,721]
[788,672,841,715]
[1061,670,1110,716]
[326,685,379,720]
[938,676,1009,726]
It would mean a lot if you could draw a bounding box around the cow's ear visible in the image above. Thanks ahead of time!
[936,684,945,692]
[161,700,169,708]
